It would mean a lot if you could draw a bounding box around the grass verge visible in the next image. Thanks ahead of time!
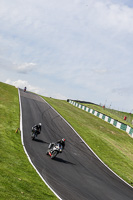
[80,102,133,127]
[0,82,58,200]
[42,96,133,187]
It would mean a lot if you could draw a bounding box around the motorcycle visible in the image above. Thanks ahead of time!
[31,128,39,140]
[24,87,26,92]
[46,143,63,159]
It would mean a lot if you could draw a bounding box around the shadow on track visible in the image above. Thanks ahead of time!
[53,157,76,165]
[32,138,49,144]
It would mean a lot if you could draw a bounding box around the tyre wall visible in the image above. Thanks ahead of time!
[68,100,133,138]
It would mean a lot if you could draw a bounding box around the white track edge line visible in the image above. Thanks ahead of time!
[18,89,62,200]
[40,96,133,189]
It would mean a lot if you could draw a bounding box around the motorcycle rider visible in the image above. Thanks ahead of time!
[49,138,65,150]
[24,86,27,92]
[32,123,42,136]
[57,138,65,149]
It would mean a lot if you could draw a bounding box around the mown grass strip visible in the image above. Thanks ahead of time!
[42,96,133,187]
[0,82,58,200]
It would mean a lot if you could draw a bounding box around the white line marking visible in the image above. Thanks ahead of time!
[40,96,133,189]
[18,89,62,200]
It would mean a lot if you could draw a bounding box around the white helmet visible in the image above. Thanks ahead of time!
[62,138,65,142]
[39,123,42,126]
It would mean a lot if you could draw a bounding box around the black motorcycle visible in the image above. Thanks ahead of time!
[31,128,39,140]
[46,143,63,159]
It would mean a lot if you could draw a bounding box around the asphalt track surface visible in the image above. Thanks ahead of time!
[20,89,133,200]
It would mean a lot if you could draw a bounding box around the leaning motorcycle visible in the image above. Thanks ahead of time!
[31,128,38,140]
[46,143,63,159]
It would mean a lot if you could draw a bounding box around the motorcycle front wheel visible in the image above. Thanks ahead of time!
[31,132,35,140]
[51,151,58,159]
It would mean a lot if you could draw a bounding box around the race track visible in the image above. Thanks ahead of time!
[19,89,133,200]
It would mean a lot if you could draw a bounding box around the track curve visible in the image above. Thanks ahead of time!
[19,89,133,200]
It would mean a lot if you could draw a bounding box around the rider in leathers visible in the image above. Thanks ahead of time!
[49,138,65,150]
[32,123,42,135]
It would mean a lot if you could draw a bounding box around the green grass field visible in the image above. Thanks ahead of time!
[80,102,133,127]
[0,82,133,200]
[0,82,58,200]
[42,96,133,187]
